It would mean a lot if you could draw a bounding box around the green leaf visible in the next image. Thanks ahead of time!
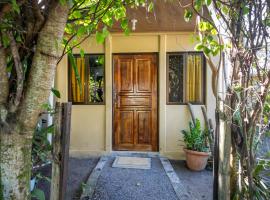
[97,55,105,65]
[221,6,229,15]
[2,34,9,47]
[184,9,193,22]
[203,46,211,55]
[194,0,202,11]
[51,88,61,98]
[31,188,45,200]
[148,2,154,12]
[121,19,129,29]
[96,31,104,43]
[72,10,82,18]
[11,0,20,13]
[80,49,84,58]
[77,26,86,37]
[194,43,204,51]
[102,26,109,37]
[114,7,126,20]
[16,35,22,42]
[59,0,67,5]
[205,0,211,6]
[243,6,249,15]
[124,27,131,36]
[96,27,109,44]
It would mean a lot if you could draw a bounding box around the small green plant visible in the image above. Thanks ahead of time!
[182,119,209,152]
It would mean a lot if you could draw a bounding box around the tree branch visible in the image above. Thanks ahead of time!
[0,38,9,126]
[0,40,9,105]
[8,33,24,112]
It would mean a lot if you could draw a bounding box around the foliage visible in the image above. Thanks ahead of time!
[31,173,50,200]
[31,188,45,200]
[88,55,104,103]
[181,0,270,199]
[182,119,209,152]
[31,122,53,167]
[31,102,54,199]
[251,159,270,200]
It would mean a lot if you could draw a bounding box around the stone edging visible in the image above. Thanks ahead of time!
[80,156,108,200]
[160,157,195,200]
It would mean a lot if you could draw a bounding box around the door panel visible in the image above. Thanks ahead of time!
[113,54,158,151]
[137,59,152,92]
[119,111,134,144]
[137,111,151,144]
[119,59,134,92]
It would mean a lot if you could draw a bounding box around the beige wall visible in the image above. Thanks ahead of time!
[55,32,216,159]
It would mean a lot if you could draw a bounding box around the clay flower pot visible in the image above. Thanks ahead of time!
[184,149,210,171]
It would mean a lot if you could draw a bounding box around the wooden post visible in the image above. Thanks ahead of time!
[59,102,72,200]
[50,102,72,200]
[50,103,62,200]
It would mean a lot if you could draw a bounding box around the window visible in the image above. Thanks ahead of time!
[167,52,205,104]
[69,54,105,104]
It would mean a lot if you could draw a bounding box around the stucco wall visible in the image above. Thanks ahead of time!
[55,32,216,159]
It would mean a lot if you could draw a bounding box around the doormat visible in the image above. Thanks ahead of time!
[112,156,151,170]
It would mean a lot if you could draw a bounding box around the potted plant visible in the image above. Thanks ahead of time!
[182,118,210,171]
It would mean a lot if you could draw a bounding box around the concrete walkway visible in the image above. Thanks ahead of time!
[80,156,212,200]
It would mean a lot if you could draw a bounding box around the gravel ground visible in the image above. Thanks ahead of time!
[92,157,179,200]
[170,160,213,200]
[34,157,99,200]
[34,157,213,200]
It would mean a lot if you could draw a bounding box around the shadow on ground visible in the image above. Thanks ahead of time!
[170,160,212,200]
[35,157,99,200]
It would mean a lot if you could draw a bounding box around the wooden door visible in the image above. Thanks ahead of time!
[113,54,158,151]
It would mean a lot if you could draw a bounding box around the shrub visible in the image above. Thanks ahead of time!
[182,119,209,152]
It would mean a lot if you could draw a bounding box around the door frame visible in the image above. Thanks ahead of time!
[112,52,159,151]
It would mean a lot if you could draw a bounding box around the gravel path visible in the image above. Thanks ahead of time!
[92,157,179,200]
[35,157,213,200]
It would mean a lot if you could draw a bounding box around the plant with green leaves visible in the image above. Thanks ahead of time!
[182,119,209,152]
[0,0,151,199]
[181,0,270,199]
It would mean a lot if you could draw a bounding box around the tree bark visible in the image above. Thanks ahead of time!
[18,2,69,132]
[218,99,232,200]
[0,132,32,200]
[0,41,9,127]
[0,42,8,105]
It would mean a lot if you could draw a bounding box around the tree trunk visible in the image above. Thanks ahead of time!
[0,2,70,200]
[218,99,232,200]
[0,132,32,200]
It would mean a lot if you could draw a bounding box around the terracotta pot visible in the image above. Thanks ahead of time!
[184,148,210,171]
